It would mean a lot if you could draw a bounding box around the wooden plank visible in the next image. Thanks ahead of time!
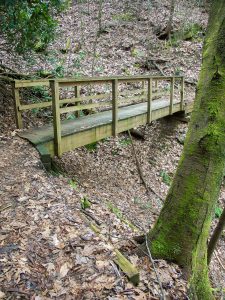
[112,79,118,136]
[180,77,185,110]
[57,75,184,86]
[15,80,50,88]
[12,83,23,129]
[60,101,112,114]
[169,77,175,115]
[114,249,139,285]
[36,144,52,171]
[60,93,110,104]
[19,101,52,111]
[50,80,62,157]
[147,78,153,123]
[39,102,182,157]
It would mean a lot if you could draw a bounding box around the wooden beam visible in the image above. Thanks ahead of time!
[114,249,139,286]
[112,79,118,136]
[60,93,110,104]
[169,77,175,115]
[12,82,23,129]
[15,79,50,88]
[180,76,185,111]
[60,101,112,114]
[147,78,153,123]
[50,80,62,157]
[75,85,81,118]
[19,101,52,111]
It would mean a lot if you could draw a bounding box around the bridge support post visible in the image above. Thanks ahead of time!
[112,79,118,137]
[180,76,185,111]
[51,80,62,157]
[12,82,23,129]
[169,77,175,115]
[147,78,152,123]
[75,85,81,118]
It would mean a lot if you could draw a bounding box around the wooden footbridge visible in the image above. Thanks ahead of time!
[12,75,192,167]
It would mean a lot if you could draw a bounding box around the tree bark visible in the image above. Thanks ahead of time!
[145,1,225,299]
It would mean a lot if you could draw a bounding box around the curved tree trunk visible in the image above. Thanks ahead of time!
[146,1,225,299]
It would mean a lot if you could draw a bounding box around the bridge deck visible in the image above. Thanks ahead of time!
[19,98,180,146]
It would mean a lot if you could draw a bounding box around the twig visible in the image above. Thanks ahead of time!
[128,130,164,202]
[80,209,102,226]
[145,234,165,300]
[110,260,123,283]
[214,250,225,271]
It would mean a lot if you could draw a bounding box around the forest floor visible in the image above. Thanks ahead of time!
[0,0,224,299]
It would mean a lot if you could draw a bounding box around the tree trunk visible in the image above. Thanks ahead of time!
[158,0,175,40]
[146,1,225,299]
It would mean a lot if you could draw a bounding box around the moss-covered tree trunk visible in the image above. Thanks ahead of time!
[147,1,225,299]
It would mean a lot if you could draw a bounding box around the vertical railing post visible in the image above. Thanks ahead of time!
[180,76,185,111]
[50,79,62,157]
[155,79,158,93]
[169,77,175,115]
[147,78,152,123]
[141,80,145,100]
[12,81,23,129]
[75,85,81,118]
[112,79,118,137]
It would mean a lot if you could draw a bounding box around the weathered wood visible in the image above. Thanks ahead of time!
[112,79,118,136]
[19,100,183,157]
[15,79,49,88]
[36,144,52,171]
[19,101,52,111]
[50,80,62,157]
[180,76,185,110]
[74,86,81,118]
[169,77,175,115]
[147,78,153,123]
[60,93,110,104]
[155,79,158,91]
[114,249,140,286]
[12,83,23,129]
[60,101,112,114]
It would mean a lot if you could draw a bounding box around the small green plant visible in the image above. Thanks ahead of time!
[69,179,78,190]
[159,170,172,186]
[85,142,98,152]
[215,206,223,218]
[169,23,204,47]
[107,202,138,231]
[66,114,76,120]
[119,137,132,147]
[81,197,91,210]
[112,12,135,22]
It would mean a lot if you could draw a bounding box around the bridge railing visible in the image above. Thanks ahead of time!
[50,75,184,156]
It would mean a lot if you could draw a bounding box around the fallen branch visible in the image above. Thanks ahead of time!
[130,128,145,140]
[81,209,102,226]
[114,249,140,286]
[128,130,164,202]
[214,250,225,271]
